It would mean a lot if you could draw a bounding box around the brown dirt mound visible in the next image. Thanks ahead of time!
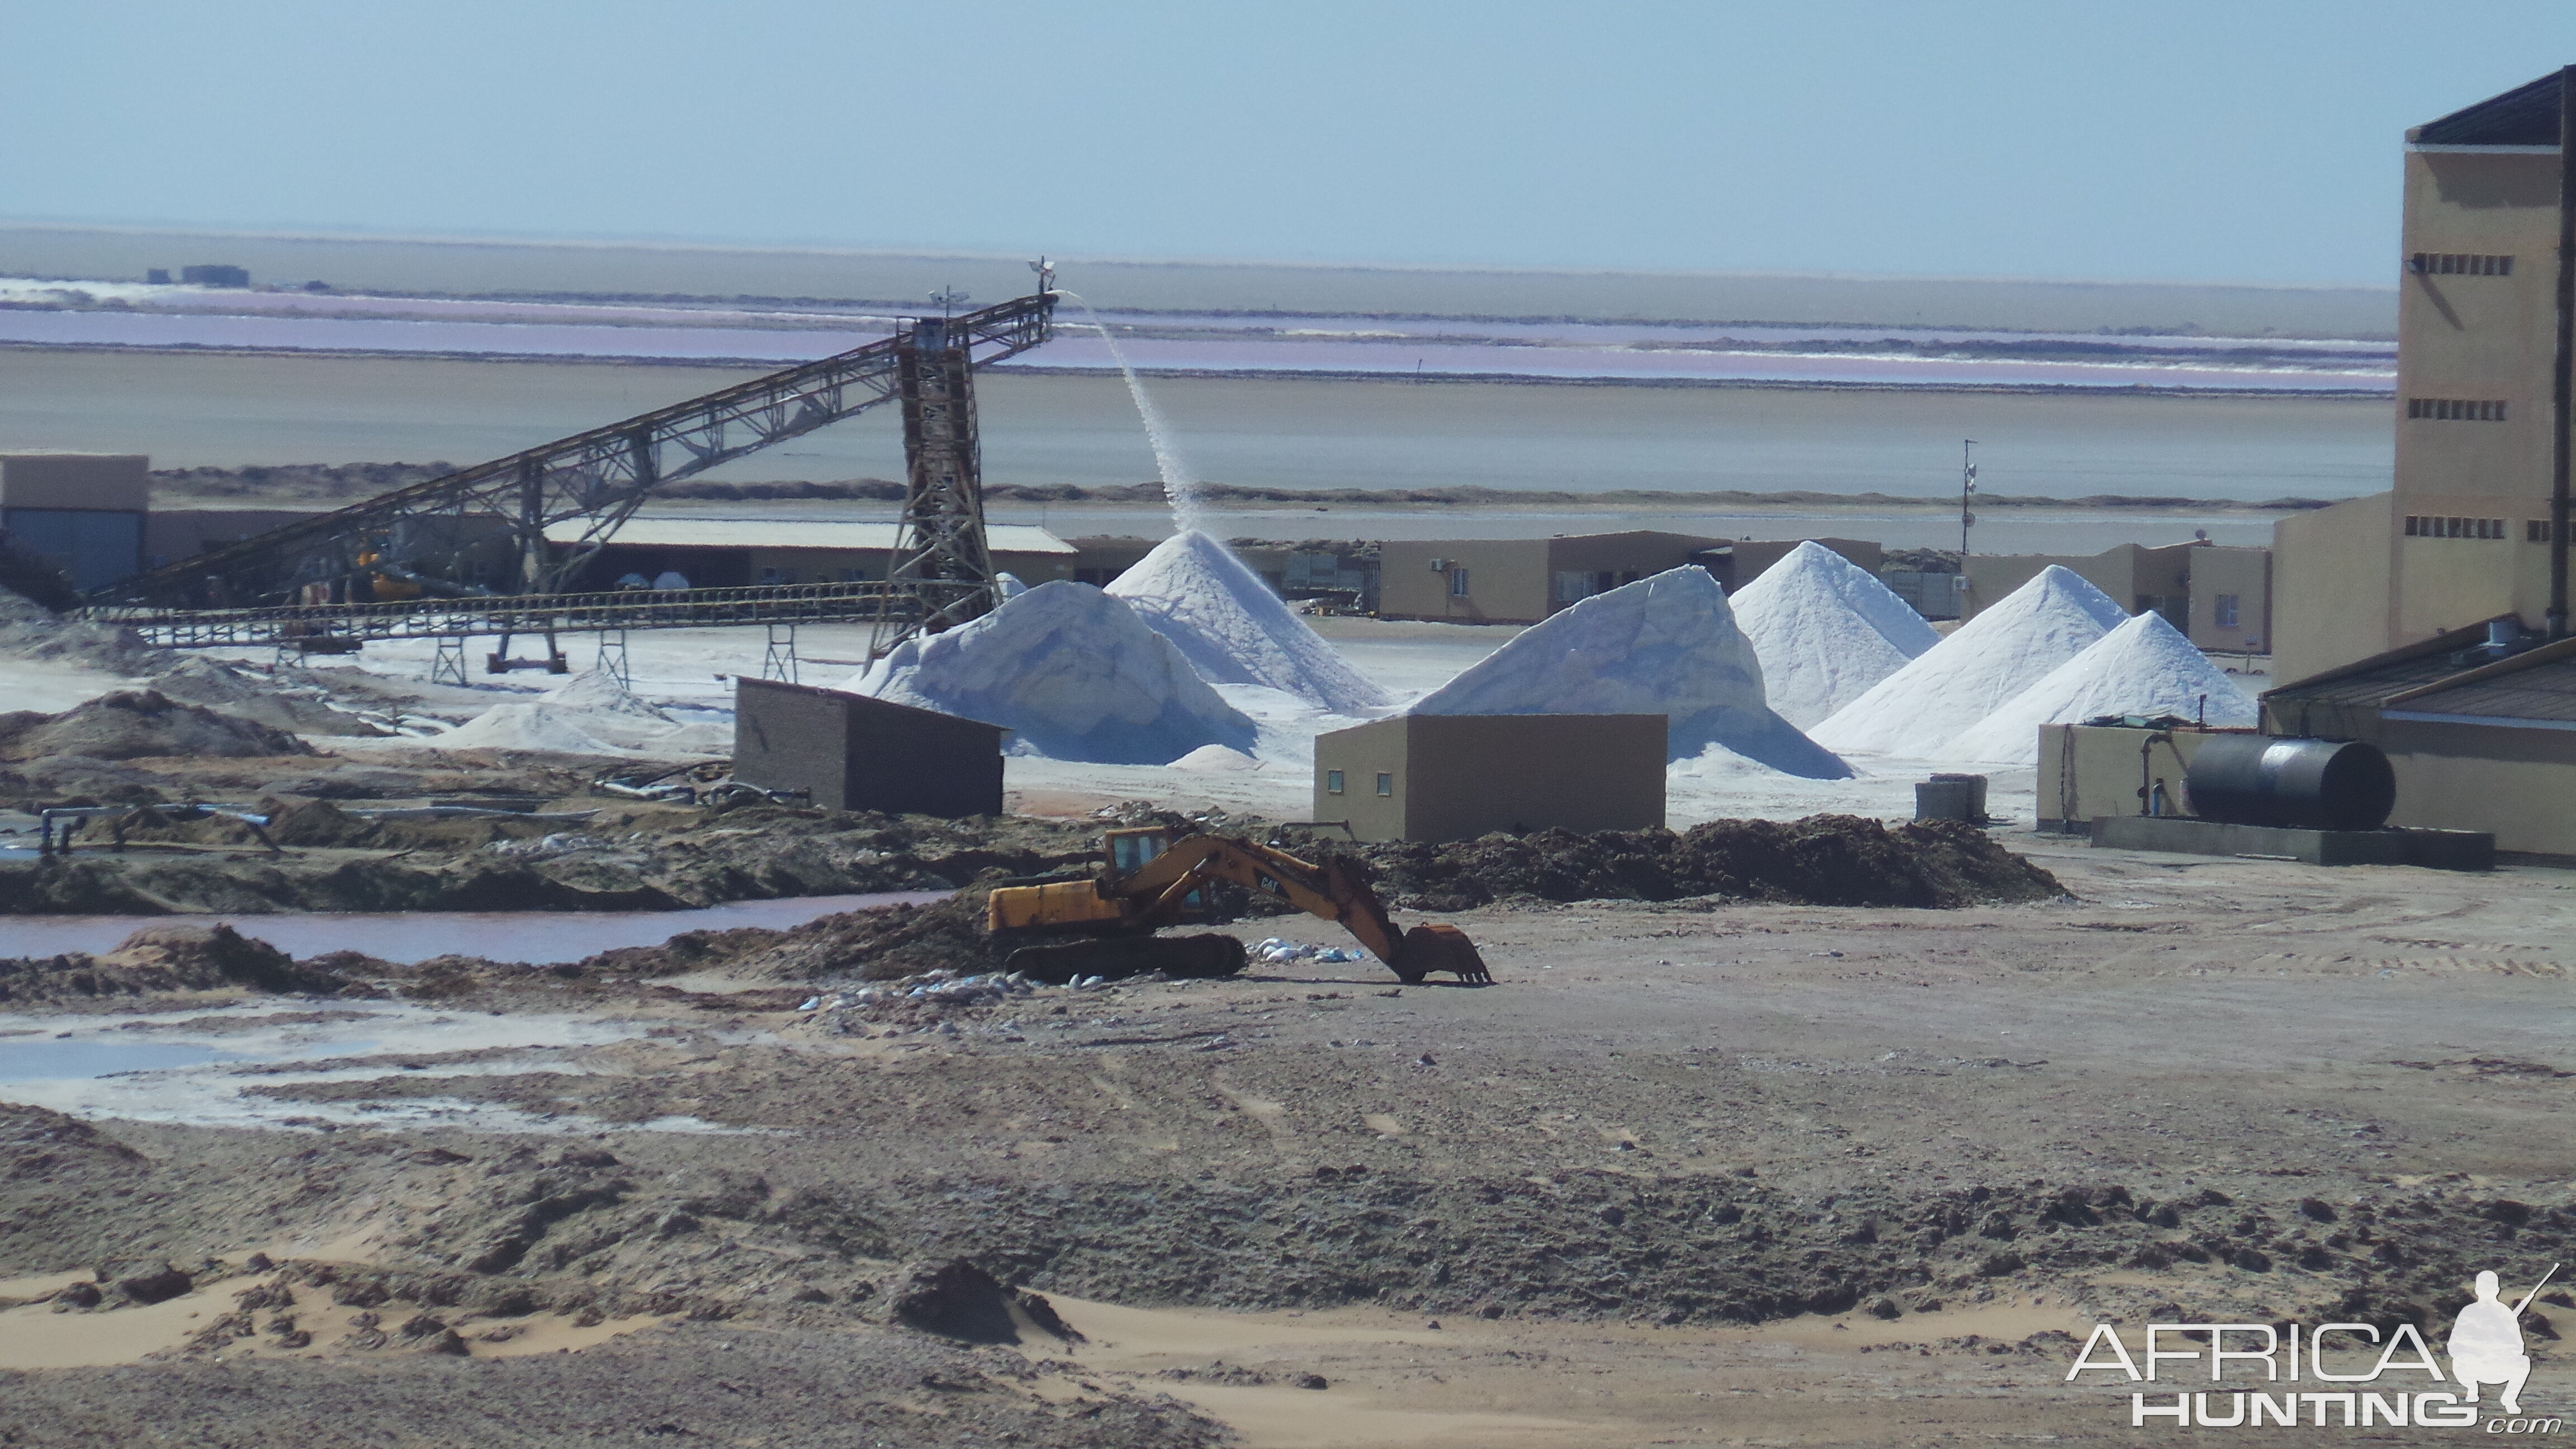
[148,656,389,737]
[0,689,313,762]
[0,1102,148,1182]
[578,884,1009,983]
[890,1258,1083,1345]
[0,924,369,1001]
[1330,815,2063,912]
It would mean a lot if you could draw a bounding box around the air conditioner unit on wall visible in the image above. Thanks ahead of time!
[1429,558,1449,571]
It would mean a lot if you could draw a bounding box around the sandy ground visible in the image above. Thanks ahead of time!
[4,834,2570,1444]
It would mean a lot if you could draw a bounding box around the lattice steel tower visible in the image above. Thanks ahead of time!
[871,312,1000,657]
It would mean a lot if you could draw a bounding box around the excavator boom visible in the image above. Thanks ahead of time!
[983,829,1490,985]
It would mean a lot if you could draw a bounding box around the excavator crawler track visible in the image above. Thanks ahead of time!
[1003,932,1249,985]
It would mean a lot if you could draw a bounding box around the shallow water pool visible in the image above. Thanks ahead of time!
[0,889,949,964]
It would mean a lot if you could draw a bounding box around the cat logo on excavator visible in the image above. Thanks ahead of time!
[984,826,1490,986]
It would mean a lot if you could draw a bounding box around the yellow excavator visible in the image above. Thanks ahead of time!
[986,826,1491,986]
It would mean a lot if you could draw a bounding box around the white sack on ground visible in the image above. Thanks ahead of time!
[1106,531,1387,712]
[855,581,1258,765]
[1409,566,1852,779]
[1729,541,1941,728]
[1810,565,2128,757]
[1936,610,2258,765]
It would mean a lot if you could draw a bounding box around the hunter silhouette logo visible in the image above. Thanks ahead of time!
[2067,1262,2560,1431]
[2453,1265,2553,1417]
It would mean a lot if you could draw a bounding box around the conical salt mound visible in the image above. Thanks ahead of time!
[854,581,1257,765]
[1810,565,2128,757]
[1409,566,1851,778]
[1729,541,1941,728]
[1105,531,1387,712]
[1937,610,2258,766]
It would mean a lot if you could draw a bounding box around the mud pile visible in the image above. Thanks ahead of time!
[0,689,313,762]
[1,804,1103,916]
[579,886,1014,984]
[1330,816,2063,911]
[0,924,369,1002]
[149,656,390,737]
[0,583,160,671]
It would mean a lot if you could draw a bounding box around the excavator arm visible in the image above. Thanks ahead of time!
[1114,835,1489,984]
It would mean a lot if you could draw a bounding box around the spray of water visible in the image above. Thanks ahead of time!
[1060,292,1205,534]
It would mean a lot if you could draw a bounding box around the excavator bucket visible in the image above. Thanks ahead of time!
[1391,923,1491,985]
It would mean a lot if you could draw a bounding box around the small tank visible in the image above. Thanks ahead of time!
[2184,735,2396,832]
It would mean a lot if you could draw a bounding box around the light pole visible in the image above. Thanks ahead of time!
[1960,438,1980,555]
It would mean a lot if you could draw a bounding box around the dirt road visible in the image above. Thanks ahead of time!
[2,833,2568,1445]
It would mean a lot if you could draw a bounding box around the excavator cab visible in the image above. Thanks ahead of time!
[1106,826,1169,875]
[1103,827,1207,913]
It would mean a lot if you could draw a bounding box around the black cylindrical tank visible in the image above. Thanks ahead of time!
[2184,735,2396,832]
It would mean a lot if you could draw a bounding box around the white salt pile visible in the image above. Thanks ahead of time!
[434,703,618,755]
[1170,744,1263,772]
[855,581,1257,765]
[1810,565,2128,757]
[1410,566,1851,778]
[1105,531,1387,712]
[435,667,697,755]
[1728,541,1941,728]
[1937,610,2258,766]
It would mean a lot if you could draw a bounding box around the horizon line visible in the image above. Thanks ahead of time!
[0,216,2401,298]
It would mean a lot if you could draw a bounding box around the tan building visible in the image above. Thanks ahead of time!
[1313,714,1666,841]
[2275,73,2572,683]
[1,452,148,593]
[2035,721,2241,832]
[2262,624,2576,857]
[1067,536,1297,593]
[1964,541,2271,654]
[1378,531,1878,624]
[732,677,1005,817]
[1694,537,1882,593]
[542,517,1076,591]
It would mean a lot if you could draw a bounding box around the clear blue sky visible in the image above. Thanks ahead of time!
[8,1,2575,286]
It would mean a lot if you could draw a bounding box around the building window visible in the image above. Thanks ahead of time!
[2214,594,2239,629]
[2531,520,2564,543]
[2411,252,2514,276]
[1326,770,1344,795]
[2406,515,2506,538]
[1375,772,1393,797]
[1554,570,1593,603]
[1448,567,1470,597]
[2407,398,2508,421]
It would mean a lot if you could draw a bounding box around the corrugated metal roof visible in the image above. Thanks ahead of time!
[2416,72,2563,147]
[543,517,1076,554]
[2262,624,2496,710]
[2385,637,2576,724]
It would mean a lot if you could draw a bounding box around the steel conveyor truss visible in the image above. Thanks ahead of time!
[88,291,1057,613]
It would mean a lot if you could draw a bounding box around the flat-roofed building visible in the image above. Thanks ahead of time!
[1692,537,1883,594]
[2274,73,2576,682]
[1313,713,1666,841]
[1377,532,1887,624]
[1964,541,2272,654]
[546,517,1077,591]
[0,452,149,593]
[732,677,1005,817]
[2261,624,2576,857]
